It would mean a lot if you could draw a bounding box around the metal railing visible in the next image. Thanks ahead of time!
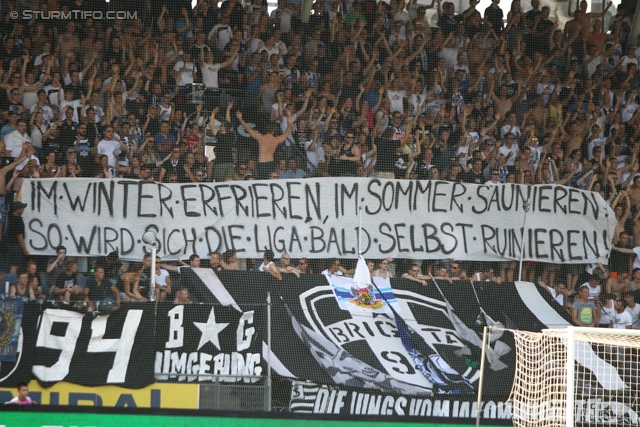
[198,375,270,411]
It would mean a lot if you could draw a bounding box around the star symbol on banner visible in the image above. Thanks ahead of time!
[194,308,229,351]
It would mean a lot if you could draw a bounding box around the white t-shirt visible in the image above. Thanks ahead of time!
[456,144,470,167]
[598,300,615,325]
[201,63,221,89]
[30,104,54,124]
[588,137,607,160]
[5,130,32,158]
[620,56,638,73]
[632,247,640,269]
[97,138,121,169]
[408,93,426,113]
[622,103,638,123]
[270,8,293,33]
[258,261,275,272]
[625,303,640,329]
[259,45,287,67]
[249,38,264,54]
[579,283,601,301]
[22,83,39,110]
[304,139,325,176]
[387,90,406,115]
[321,269,344,277]
[155,269,170,287]
[16,154,40,171]
[440,47,459,70]
[500,124,521,140]
[526,145,544,169]
[173,61,196,86]
[498,143,519,166]
[44,84,63,106]
[611,309,632,329]
[585,55,603,78]
[548,287,564,305]
[207,24,233,51]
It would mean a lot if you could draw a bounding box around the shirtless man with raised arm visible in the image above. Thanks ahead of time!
[237,110,293,179]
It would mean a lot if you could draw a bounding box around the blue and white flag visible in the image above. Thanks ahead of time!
[326,256,399,315]
[0,298,24,362]
[390,303,474,395]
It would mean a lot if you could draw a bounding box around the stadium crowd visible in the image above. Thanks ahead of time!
[1,1,640,324]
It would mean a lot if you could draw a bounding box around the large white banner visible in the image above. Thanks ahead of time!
[22,178,615,262]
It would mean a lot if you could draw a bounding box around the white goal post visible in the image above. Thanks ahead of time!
[483,326,640,427]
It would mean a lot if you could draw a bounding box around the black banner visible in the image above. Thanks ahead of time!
[0,272,579,419]
[154,303,265,383]
[30,306,155,388]
[289,380,512,420]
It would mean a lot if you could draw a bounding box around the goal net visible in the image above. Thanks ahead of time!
[507,327,640,427]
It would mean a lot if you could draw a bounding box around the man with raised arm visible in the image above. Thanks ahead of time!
[237,110,293,180]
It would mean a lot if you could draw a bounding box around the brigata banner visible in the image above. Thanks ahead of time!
[22,178,614,262]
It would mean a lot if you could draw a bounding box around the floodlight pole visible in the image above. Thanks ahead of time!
[149,246,157,302]
[143,230,158,303]
[517,199,531,282]
[358,206,363,255]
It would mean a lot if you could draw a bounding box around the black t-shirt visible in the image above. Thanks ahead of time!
[162,157,188,183]
[525,10,541,31]
[54,272,83,302]
[43,136,65,160]
[127,99,150,121]
[59,121,78,149]
[64,83,84,101]
[85,122,102,146]
[5,213,25,246]
[462,170,485,184]
[104,48,123,66]
[609,243,633,273]
[414,159,433,180]
[535,20,554,53]
[86,277,114,302]
[375,138,400,173]
[104,260,124,281]
[484,6,504,35]
[139,267,151,295]
[394,153,410,179]
[215,133,235,164]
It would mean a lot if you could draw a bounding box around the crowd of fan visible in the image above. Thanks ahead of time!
[1,1,640,316]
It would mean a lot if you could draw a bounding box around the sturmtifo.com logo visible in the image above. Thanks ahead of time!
[13,10,137,20]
